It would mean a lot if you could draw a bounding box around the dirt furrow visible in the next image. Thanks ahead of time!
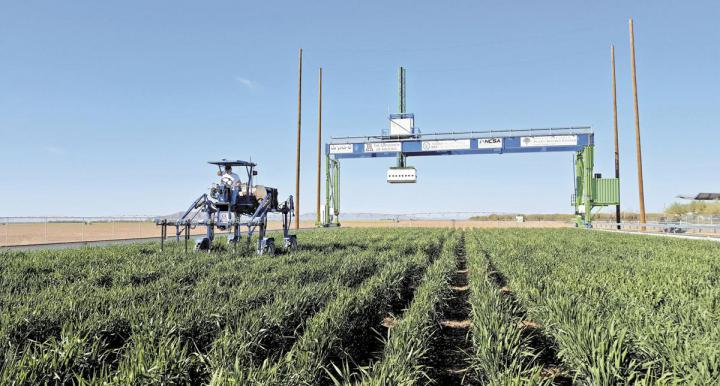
[425,233,475,385]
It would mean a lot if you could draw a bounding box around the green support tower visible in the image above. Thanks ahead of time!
[574,145,620,227]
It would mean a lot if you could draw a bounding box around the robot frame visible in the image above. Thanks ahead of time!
[157,159,297,255]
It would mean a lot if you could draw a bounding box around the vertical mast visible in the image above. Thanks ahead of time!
[316,68,323,226]
[611,45,621,230]
[629,19,647,229]
[399,67,406,114]
[295,48,302,229]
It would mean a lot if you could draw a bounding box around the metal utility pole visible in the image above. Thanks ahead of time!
[316,67,323,226]
[611,44,621,230]
[629,19,647,230]
[295,48,302,230]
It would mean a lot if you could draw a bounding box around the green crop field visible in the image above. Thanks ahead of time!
[1,228,719,385]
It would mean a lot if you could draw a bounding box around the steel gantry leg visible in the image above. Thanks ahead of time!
[324,154,331,226]
[574,145,595,228]
[323,154,341,227]
[583,145,594,227]
[574,151,583,227]
[333,159,340,226]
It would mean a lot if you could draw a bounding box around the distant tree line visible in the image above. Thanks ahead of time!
[664,201,720,216]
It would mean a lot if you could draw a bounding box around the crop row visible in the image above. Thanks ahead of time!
[475,229,720,385]
[221,230,450,384]
[0,228,448,384]
[350,232,459,385]
[465,233,548,385]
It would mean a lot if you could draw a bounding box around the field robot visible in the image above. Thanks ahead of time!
[157,160,297,254]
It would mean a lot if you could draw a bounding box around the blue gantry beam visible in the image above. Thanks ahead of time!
[326,127,593,159]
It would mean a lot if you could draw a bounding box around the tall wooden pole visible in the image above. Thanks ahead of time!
[316,68,323,226]
[295,48,302,230]
[611,45,621,230]
[629,19,647,229]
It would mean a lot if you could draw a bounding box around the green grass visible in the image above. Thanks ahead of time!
[1,228,718,384]
[476,229,720,385]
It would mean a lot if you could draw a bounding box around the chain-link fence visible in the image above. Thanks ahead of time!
[593,218,720,236]
[675,214,720,225]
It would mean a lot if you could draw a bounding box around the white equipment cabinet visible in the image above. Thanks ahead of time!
[387,167,417,183]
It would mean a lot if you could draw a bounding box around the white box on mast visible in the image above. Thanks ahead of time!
[388,113,415,137]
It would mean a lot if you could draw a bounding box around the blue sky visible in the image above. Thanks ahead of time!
[1,1,718,217]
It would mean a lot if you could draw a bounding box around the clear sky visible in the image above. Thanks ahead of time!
[1,1,718,217]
